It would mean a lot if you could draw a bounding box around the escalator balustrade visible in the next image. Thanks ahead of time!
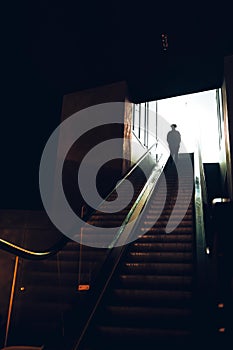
[77,155,195,350]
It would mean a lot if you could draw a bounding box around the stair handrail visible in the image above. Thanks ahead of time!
[0,235,69,260]
[0,141,159,260]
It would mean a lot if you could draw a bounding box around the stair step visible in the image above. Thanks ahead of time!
[149,204,193,210]
[132,242,193,252]
[75,230,119,246]
[103,306,192,328]
[16,285,79,301]
[118,274,193,289]
[22,271,90,285]
[22,260,101,273]
[145,214,193,221]
[95,325,192,342]
[60,243,107,256]
[140,227,193,234]
[148,209,193,215]
[51,251,107,262]
[13,301,71,321]
[128,251,193,262]
[143,221,193,227]
[12,321,62,336]
[86,221,125,227]
[90,214,128,221]
[151,199,193,205]
[98,204,134,211]
[136,234,193,242]
[122,262,193,275]
[110,289,193,307]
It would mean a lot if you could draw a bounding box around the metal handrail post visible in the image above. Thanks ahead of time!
[4,255,19,347]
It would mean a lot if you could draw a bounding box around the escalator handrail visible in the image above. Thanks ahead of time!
[0,236,69,260]
[0,141,159,259]
[196,144,212,249]
[194,144,208,251]
[108,139,158,190]
[193,144,211,339]
[109,152,164,248]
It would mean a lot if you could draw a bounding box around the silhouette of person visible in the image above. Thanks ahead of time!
[167,124,181,162]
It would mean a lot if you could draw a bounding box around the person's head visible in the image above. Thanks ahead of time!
[171,124,177,129]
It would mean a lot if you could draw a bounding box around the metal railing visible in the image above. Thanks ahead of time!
[0,236,69,260]
[193,144,213,343]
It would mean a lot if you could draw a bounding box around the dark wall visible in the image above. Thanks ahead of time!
[203,163,224,203]
[58,81,130,217]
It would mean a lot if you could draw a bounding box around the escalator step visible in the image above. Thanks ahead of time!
[103,305,192,328]
[22,271,89,285]
[118,274,193,289]
[77,156,196,349]
[90,215,128,221]
[17,285,79,301]
[131,242,193,252]
[140,227,193,234]
[51,250,107,262]
[95,325,192,343]
[110,289,193,307]
[143,221,193,227]
[145,214,193,221]
[136,234,193,242]
[87,221,126,227]
[147,209,193,215]
[122,262,193,275]
[22,259,102,273]
[149,204,193,210]
[127,251,193,262]
[13,300,71,321]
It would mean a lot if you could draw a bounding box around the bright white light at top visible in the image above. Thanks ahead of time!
[149,89,219,163]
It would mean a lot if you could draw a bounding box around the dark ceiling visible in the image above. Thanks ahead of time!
[2,1,233,209]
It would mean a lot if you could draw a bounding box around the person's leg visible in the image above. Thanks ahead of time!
[174,146,179,162]
[168,146,172,162]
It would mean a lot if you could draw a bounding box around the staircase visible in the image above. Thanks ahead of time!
[78,155,196,350]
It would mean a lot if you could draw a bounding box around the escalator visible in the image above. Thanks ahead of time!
[76,154,196,350]
[1,151,209,350]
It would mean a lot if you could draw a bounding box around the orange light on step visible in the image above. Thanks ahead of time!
[20,287,25,291]
[218,327,225,333]
[78,285,90,291]
[218,303,224,308]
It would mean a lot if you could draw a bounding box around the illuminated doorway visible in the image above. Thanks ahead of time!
[132,89,221,163]
[151,89,220,163]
